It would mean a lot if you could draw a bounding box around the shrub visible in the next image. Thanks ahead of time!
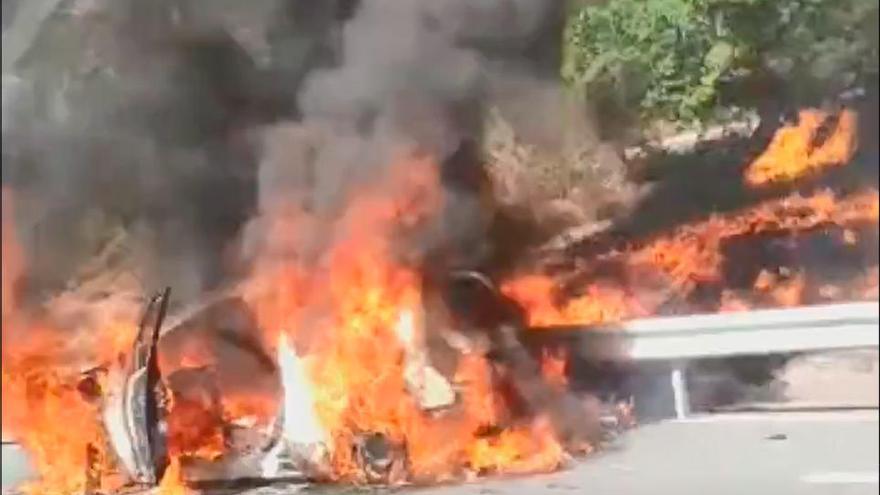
[563,0,879,126]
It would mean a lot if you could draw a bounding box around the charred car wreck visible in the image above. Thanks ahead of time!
[97,272,632,491]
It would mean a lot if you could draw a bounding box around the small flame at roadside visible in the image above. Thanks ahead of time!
[745,108,858,186]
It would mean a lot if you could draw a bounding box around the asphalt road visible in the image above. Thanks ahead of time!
[3,411,878,494]
[412,410,880,495]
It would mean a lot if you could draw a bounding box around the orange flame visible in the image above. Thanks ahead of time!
[465,416,565,475]
[540,347,569,389]
[1,316,139,495]
[744,108,858,186]
[502,275,641,327]
[506,189,879,327]
[2,188,142,495]
[165,385,227,462]
[158,458,191,495]
[244,153,571,482]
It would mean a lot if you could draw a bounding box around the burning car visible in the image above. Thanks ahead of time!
[93,268,630,492]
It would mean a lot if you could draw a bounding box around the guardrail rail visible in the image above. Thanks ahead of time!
[588,302,879,418]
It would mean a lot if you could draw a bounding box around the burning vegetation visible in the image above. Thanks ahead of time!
[1,1,878,495]
[503,188,878,327]
[744,108,859,187]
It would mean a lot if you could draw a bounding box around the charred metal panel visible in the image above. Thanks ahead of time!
[103,288,171,485]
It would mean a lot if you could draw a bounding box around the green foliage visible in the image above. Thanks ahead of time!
[563,0,879,125]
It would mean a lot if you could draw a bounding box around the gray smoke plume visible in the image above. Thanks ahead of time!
[2,0,578,305]
[2,0,278,302]
[247,0,569,274]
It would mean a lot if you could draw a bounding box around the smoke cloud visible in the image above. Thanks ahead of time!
[248,0,577,276]
[2,0,579,306]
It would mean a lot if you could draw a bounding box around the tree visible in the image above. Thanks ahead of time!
[563,0,879,127]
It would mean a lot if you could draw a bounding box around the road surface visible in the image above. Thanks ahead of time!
[410,410,879,495]
[5,410,878,494]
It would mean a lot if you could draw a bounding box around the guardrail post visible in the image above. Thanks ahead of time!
[670,360,690,420]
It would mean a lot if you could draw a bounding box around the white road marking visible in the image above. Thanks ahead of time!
[801,472,880,484]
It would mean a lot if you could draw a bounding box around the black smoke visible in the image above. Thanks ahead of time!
[2,0,570,305]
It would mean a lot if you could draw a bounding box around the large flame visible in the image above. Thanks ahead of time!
[2,190,140,495]
[244,154,569,482]
[2,152,575,492]
[277,332,328,464]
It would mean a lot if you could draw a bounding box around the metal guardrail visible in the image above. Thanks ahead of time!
[594,302,879,419]
[615,302,879,360]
